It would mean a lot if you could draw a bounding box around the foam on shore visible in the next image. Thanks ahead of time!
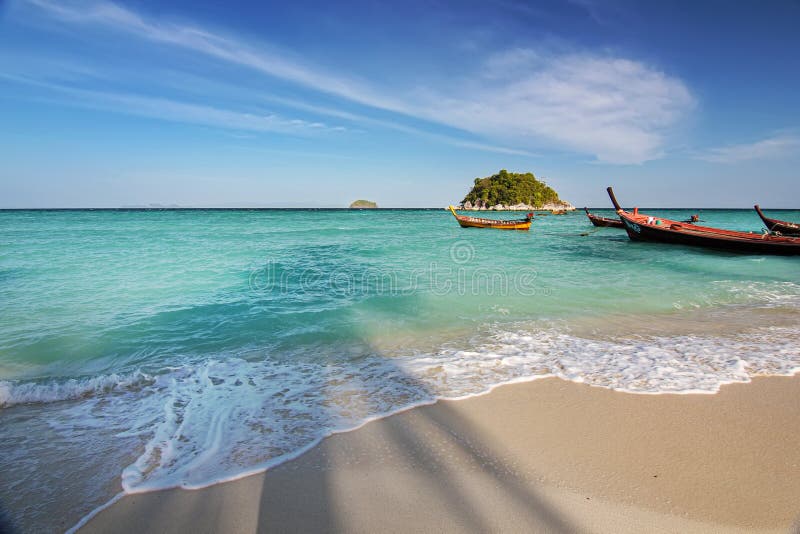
[4,321,798,498]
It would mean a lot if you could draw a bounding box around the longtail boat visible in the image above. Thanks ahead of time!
[584,207,624,228]
[448,206,533,230]
[606,188,800,255]
[754,205,800,235]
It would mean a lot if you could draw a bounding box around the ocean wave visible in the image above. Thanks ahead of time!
[0,370,154,408]
[671,280,800,310]
[4,322,800,501]
[714,280,800,306]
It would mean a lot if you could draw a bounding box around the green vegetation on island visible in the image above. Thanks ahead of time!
[462,170,567,209]
[349,199,378,209]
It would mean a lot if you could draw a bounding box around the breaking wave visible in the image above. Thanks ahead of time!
[0,370,154,408]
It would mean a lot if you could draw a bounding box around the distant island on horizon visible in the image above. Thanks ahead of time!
[349,199,378,209]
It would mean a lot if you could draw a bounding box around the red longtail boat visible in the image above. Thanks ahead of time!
[754,205,800,235]
[584,207,624,228]
[607,188,800,255]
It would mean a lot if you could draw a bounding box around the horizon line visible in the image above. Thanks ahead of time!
[1,206,796,211]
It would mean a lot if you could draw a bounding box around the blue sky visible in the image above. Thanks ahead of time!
[1,0,799,208]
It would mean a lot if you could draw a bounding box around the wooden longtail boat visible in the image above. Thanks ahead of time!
[448,206,533,230]
[606,188,800,255]
[754,205,800,235]
[584,207,624,228]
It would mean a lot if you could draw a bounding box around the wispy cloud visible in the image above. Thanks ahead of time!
[2,69,536,157]
[1,73,346,135]
[22,0,694,163]
[566,0,634,27]
[695,134,800,164]
[24,0,404,111]
[112,68,540,155]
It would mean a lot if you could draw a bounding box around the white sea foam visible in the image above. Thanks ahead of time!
[142,323,800,486]
[22,323,794,496]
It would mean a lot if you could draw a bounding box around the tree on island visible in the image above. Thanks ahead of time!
[462,170,563,208]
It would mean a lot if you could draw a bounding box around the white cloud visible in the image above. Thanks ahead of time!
[419,54,694,163]
[23,0,695,163]
[695,134,800,164]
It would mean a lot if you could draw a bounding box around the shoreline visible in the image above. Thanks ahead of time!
[78,374,800,533]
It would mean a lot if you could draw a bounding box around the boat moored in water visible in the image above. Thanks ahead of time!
[448,206,533,230]
[606,188,800,255]
[584,207,624,228]
[754,205,800,235]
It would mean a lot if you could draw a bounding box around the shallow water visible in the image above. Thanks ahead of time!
[1,208,799,531]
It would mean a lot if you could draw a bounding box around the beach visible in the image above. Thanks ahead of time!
[2,208,800,532]
[79,375,800,533]
[5,0,800,530]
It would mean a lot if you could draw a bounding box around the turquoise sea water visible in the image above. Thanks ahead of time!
[1,208,799,531]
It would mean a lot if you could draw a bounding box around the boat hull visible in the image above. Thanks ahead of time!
[620,215,800,254]
[755,205,800,235]
[455,219,531,230]
[449,206,532,230]
[606,188,800,255]
[585,208,623,228]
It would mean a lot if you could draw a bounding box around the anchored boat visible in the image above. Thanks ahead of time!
[754,205,800,235]
[448,206,533,230]
[584,207,624,228]
[606,188,800,255]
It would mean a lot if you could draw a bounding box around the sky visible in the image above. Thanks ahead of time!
[1,0,799,208]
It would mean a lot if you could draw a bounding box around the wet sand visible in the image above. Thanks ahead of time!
[79,375,800,533]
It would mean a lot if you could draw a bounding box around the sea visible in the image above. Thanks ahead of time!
[1,207,799,532]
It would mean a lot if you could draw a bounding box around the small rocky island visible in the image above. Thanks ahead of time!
[460,169,574,211]
[349,199,378,209]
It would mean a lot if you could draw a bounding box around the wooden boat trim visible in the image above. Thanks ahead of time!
[754,205,800,235]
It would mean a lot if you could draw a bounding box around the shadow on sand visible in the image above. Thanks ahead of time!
[251,296,578,533]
